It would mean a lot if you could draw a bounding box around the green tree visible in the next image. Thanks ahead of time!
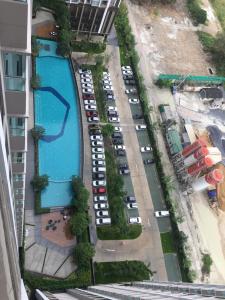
[202,253,213,275]
[74,187,89,212]
[102,124,114,137]
[73,243,95,269]
[71,176,84,196]
[57,29,71,57]
[31,175,49,192]
[31,126,45,142]
[70,212,89,237]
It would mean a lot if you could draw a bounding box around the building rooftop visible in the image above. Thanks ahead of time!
[199,88,223,99]
[166,128,183,155]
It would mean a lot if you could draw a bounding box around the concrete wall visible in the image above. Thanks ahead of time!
[10,136,25,151]
[0,0,28,50]
[5,91,26,116]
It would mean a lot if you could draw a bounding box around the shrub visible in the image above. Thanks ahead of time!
[31,175,49,192]
[73,187,89,212]
[197,31,215,52]
[71,176,84,196]
[57,29,72,57]
[187,0,207,25]
[101,124,114,137]
[70,212,90,237]
[155,78,173,89]
[31,36,41,57]
[71,41,106,54]
[73,243,95,270]
[202,253,213,275]
[31,126,45,142]
[30,74,41,89]
[34,192,50,214]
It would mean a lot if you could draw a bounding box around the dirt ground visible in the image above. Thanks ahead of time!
[127,0,213,77]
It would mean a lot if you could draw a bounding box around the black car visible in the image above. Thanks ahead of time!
[124,196,136,203]
[89,129,101,135]
[118,163,129,170]
[143,159,155,165]
[105,90,114,95]
[123,75,134,80]
[133,114,143,119]
[116,149,126,156]
[93,173,105,180]
[108,111,118,117]
[112,132,123,139]
[112,138,123,145]
[125,79,135,85]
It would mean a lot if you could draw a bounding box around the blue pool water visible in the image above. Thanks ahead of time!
[35,39,80,208]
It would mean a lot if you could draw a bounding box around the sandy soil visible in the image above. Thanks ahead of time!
[217,165,225,211]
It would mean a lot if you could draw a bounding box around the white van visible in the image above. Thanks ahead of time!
[96,218,111,226]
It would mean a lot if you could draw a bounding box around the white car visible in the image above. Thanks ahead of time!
[129,98,139,104]
[154,210,170,218]
[84,104,97,111]
[94,203,109,210]
[103,80,112,85]
[107,106,117,111]
[108,117,120,123]
[94,195,108,202]
[92,160,105,166]
[123,70,133,75]
[93,166,106,173]
[90,135,103,141]
[81,73,92,79]
[114,145,125,150]
[129,217,142,224]
[82,83,93,89]
[88,116,99,123]
[114,126,122,132]
[136,124,147,131]
[96,218,111,225]
[79,69,91,74]
[91,141,103,147]
[125,88,137,94]
[92,147,104,154]
[93,180,106,187]
[96,210,109,217]
[103,85,113,91]
[107,94,115,101]
[81,78,92,84]
[103,72,110,76]
[84,99,96,105]
[127,203,138,209]
[92,154,105,160]
[121,65,131,71]
[83,88,94,94]
[140,146,152,152]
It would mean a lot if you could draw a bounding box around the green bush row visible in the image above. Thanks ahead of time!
[71,41,106,54]
[34,192,50,214]
[115,1,194,282]
[187,0,207,25]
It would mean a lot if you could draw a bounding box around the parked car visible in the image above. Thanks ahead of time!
[133,114,143,119]
[105,90,114,95]
[92,160,105,166]
[129,98,139,104]
[136,124,146,131]
[140,146,152,152]
[123,75,134,80]
[83,94,95,100]
[116,149,126,156]
[86,111,98,117]
[88,116,99,123]
[94,203,109,209]
[119,169,130,175]
[112,138,123,145]
[114,126,122,132]
[92,154,105,160]
[89,129,101,135]
[93,173,105,180]
[96,218,111,225]
[93,166,106,173]
[82,83,93,89]
[143,159,154,165]
[107,94,116,101]
[96,210,109,217]
[118,163,129,170]
[122,70,133,76]
[103,80,112,85]
[91,141,103,147]
[84,99,96,105]
[125,79,135,85]
[121,65,131,71]
[108,117,120,123]
[103,71,110,76]
[92,180,106,187]
[83,88,94,94]
[84,104,96,111]
[127,203,138,209]
[94,195,108,202]
[114,145,125,150]
[79,68,91,74]
[124,196,136,203]
[92,147,104,154]
[90,135,103,141]
[125,88,137,94]
[108,111,118,117]
[81,74,92,80]
[129,217,142,224]
[93,187,107,195]
[112,132,123,139]
[81,78,92,84]
[154,210,170,218]
[103,85,113,91]
[107,106,117,111]
[88,124,100,130]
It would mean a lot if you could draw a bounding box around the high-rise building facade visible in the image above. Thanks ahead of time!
[0,0,32,246]
[36,281,225,299]
[66,0,121,39]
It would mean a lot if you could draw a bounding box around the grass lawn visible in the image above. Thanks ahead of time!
[210,0,225,30]
[197,31,216,51]
[97,224,142,240]
[160,231,176,253]
[94,261,152,284]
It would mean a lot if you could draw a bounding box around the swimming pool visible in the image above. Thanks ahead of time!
[35,39,81,208]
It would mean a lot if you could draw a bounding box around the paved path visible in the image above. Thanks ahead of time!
[93,41,167,281]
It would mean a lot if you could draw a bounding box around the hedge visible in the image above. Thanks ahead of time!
[71,41,106,54]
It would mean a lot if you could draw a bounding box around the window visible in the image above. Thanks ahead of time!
[11,152,24,164]
[13,174,24,182]
[9,117,25,136]
[14,188,23,196]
